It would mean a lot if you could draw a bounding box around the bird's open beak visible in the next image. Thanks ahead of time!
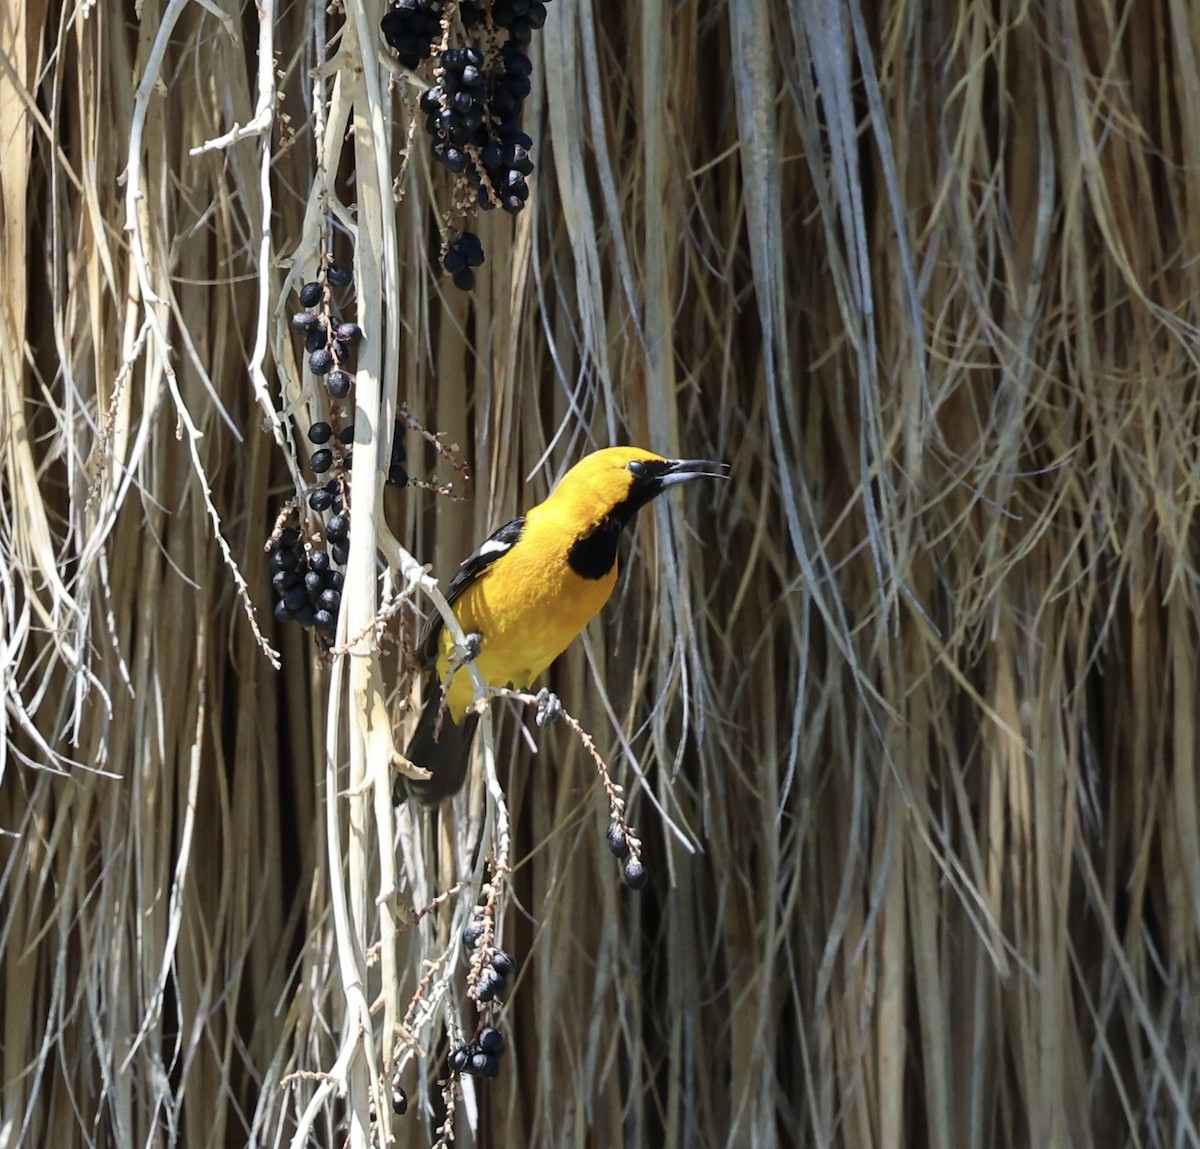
[658,459,730,488]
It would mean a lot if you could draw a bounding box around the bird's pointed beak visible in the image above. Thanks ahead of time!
[657,458,730,488]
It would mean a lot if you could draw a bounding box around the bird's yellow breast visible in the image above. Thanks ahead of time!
[439,506,619,719]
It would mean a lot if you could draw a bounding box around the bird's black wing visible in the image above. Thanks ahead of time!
[417,516,526,667]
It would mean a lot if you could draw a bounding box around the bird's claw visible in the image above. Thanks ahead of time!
[456,631,482,665]
[535,688,563,728]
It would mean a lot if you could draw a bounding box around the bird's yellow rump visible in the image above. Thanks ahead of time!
[398,446,724,804]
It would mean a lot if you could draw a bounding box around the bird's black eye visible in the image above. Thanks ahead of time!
[627,460,648,478]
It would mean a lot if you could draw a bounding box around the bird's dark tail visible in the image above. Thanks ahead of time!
[393,688,480,805]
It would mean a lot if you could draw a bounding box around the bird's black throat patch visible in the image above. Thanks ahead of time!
[568,517,623,580]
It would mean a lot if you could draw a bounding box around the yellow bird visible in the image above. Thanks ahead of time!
[397,446,724,804]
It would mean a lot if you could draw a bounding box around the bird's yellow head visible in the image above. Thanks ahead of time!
[542,446,726,532]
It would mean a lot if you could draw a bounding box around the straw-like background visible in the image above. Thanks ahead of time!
[3,1,1198,1146]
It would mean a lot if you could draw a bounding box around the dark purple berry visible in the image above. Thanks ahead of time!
[504,74,532,100]
[326,370,351,399]
[325,570,345,592]
[305,326,328,353]
[452,267,475,291]
[291,312,318,333]
[506,143,532,172]
[304,571,323,595]
[504,52,533,79]
[272,570,299,594]
[299,281,323,307]
[490,89,519,120]
[605,822,630,859]
[475,969,504,1002]
[443,248,468,275]
[392,1086,407,1116]
[331,542,350,566]
[309,348,334,375]
[439,147,468,173]
[310,448,334,474]
[310,550,331,573]
[387,464,409,488]
[326,513,350,539]
[309,488,334,512]
[623,859,649,890]
[469,1051,493,1076]
[448,1047,470,1074]
[313,608,336,633]
[270,548,299,573]
[273,600,293,622]
[318,588,341,613]
[326,263,352,287]
[335,322,362,344]
[308,421,332,444]
[478,1027,505,1056]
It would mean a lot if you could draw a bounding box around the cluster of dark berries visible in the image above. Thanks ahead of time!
[270,528,346,638]
[460,0,548,42]
[447,1026,506,1080]
[382,0,552,290]
[306,475,351,566]
[442,233,485,291]
[272,262,373,644]
[379,0,442,70]
[418,42,536,220]
[474,948,514,1002]
[606,821,648,889]
[291,270,359,397]
[475,948,514,1002]
[463,917,516,1002]
[420,47,486,177]
[307,420,355,479]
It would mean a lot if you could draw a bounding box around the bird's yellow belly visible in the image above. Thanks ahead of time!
[440,545,617,719]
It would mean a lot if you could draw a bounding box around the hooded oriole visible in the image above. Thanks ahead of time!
[396,446,723,804]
